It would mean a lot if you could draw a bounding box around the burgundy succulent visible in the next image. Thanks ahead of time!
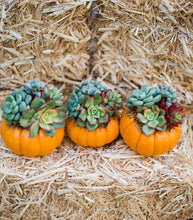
[160,98,184,128]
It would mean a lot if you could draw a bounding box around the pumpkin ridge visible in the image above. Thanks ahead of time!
[18,126,22,155]
[153,133,156,155]
[38,130,42,156]
[153,133,155,155]
[135,130,143,153]
[121,120,133,135]
[165,131,170,153]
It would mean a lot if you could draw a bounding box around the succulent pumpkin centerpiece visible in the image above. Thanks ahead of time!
[120,84,184,156]
[66,79,122,147]
[1,78,67,157]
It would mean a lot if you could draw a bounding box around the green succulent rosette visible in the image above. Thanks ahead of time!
[126,84,184,136]
[1,78,67,137]
[67,79,122,131]
[136,106,167,136]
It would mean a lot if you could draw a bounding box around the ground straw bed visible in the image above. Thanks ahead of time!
[0,0,193,219]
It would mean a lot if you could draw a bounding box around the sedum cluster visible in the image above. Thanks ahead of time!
[1,78,67,137]
[126,84,184,135]
[67,80,122,131]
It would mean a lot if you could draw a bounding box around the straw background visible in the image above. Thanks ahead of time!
[0,0,193,219]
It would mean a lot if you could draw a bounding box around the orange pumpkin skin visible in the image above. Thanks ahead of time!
[1,119,64,157]
[66,115,119,147]
[120,109,181,156]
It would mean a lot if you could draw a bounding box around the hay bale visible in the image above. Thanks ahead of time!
[0,0,91,92]
[0,0,193,219]
[93,0,193,105]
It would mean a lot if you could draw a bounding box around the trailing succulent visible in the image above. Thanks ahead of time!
[67,80,122,131]
[1,78,67,137]
[136,106,167,136]
[126,84,184,135]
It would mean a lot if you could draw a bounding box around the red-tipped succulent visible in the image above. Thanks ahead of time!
[160,98,184,128]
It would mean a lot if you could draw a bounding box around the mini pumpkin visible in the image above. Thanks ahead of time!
[1,78,67,157]
[66,115,119,147]
[120,85,184,156]
[66,79,122,147]
[1,119,64,157]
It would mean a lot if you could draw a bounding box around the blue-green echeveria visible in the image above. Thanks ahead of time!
[126,85,161,108]
[1,89,32,125]
[155,84,179,107]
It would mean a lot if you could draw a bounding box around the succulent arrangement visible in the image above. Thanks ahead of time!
[126,84,184,136]
[67,80,122,131]
[1,78,67,137]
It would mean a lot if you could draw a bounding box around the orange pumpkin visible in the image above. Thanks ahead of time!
[66,115,119,147]
[1,119,64,157]
[120,109,181,156]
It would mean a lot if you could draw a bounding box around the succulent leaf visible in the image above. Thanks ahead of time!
[99,114,109,124]
[87,115,97,125]
[94,95,102,105]
[142,124,155,136]
[86,121,98,131]
[46,109,58,118]
[85,97,94,108]
[156,125,167,131]
[156,115,166,126]
[40,122,52,132]
[77,118,86,127]
[143,96,153,103]
[53,121,65,129]
[79,109,87,121]
[30,121,40,137]
[141,85,149,93]
[143,102,154,107]
[19,102,27,111]
[43,127,56,137]
[97,106,106,116]
[46,100,56,108]
[31,98,45,111]
[136,113,148,124]
[133,101,143,106]
[6,95,14,102]
[19,117,32,127]
[53,112,67,123]
[22,109,35,119]
[147,120,158,128]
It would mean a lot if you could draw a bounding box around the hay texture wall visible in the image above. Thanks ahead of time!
[0,0,193,219]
